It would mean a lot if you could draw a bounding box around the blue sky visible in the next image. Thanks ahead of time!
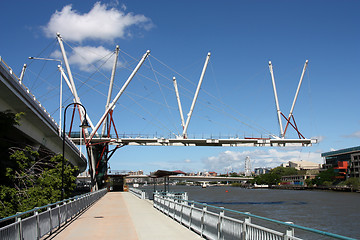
[1,1,359,174]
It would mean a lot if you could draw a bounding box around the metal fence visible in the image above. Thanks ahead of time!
[129,187,147,199]
[128,188,189,201]
[153,193,355,240]
[0,188,107,240]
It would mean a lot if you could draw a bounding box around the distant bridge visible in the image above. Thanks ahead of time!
[127,175,253,182]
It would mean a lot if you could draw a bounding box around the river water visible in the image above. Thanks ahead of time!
[141,185,360,239]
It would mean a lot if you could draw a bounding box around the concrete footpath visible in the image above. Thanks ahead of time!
[46,192,202,240]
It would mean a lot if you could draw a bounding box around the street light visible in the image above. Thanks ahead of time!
[28,57,63,133]
[62,103,90,200]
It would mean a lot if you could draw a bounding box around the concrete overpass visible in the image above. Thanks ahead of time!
[0,57,87,171]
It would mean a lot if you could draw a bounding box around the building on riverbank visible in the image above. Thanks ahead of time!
[280,170,319,186]
[281,160,322,170]
[322,146,360,179]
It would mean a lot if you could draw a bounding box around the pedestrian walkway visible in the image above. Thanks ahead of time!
[46,192,201,240]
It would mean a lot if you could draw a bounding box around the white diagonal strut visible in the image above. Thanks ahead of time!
[286,60,309,123]
[88,50,151,141]
[101,45,120,136]
[58,65,96,130]
[268,61,284,138]
[182,52,211,138]
[56,33,94,131]
[173,77,185,130]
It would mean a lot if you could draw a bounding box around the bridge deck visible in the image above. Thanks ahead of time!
[47,192,201,240]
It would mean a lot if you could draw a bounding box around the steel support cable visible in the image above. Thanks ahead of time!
[26,38,57,75]
[148,57,180,135]
[63,40,114,86]
[73,47,273,138]
[25,68,60,99]
[113,101,169,137]
[121,94,177,137]
[28,41,58,90]
[150,54,198,88]
[124,91,177,110]
[74,70,177,111]
[306,69,318,139]
[34,69,63,102]
[195,99,270,136]
[150,54,274,137]
[70,72,178,135]
[209,60,223,103]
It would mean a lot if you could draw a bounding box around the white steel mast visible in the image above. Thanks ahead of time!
[101,45,120,137]
[284,60,309,135]
[88,50,151,141]
[182,52,211,138]
[173,77,185,131]
[56,33,94,131]
[57,65,96,130]
[268,61,284,138]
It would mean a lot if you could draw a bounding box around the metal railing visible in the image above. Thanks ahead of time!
[129,187,147,199]
[0,188,107,240]
[128,188,189,201]
[153,193,355,240]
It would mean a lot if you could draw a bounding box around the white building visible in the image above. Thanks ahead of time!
[282,160,321,170]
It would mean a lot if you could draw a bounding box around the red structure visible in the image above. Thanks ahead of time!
[334,161,348,179]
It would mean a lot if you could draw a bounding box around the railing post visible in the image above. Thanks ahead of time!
[217,207,224,240]
[35,211,40,240]
[167,197,171,216]
[17,217,23,240]
[184,192,188,201]
[201,204,207,237]
[189,202,194,229]
[284,222,295,240]
[242,213,251,240]
[180,201,184,224]
[48,206,53,234]
[57,204,60,229]
[64,201,68,224]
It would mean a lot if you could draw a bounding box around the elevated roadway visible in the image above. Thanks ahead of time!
[0,58,87,171]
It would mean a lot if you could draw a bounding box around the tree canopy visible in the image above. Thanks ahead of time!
[0,111,79,218]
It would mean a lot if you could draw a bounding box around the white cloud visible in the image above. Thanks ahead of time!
[69,46,115,72]
[51,46,116,72]
[343,131,360,138]
[202,149,322,173]
[43,2,153,42]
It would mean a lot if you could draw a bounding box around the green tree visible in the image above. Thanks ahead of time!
[343,178,360,190]
[311,168,336,186]
[0,147,79,218]
[0,110,79,218]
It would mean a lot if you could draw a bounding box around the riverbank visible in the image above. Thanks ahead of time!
[269,185,360,192]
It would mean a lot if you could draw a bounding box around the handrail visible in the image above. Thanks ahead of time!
[0,189,107,240]
[0,188,107,224]
[154,193,355,240]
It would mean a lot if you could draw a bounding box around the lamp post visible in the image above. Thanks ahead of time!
[62,103,90,200]
[28,57,63,133]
